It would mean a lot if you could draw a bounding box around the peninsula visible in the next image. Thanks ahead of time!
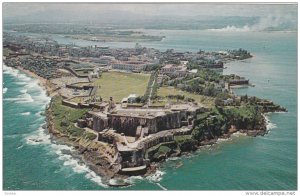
[3,33,286,186]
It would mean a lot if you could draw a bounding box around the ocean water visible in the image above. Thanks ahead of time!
[3,30,297,190]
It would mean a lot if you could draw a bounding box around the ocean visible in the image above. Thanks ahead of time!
[3,30,297,190]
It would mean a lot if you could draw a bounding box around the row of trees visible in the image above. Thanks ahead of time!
[228,48,252,60]
[165,68,226,97]
[137,71,159,103]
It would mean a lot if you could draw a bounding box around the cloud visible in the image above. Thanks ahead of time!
[208,14,297,32]
[3,3,297,17]
[3,3,297,27]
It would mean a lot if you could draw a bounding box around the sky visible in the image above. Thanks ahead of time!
[2,3,298,31]
[3,3,297,19]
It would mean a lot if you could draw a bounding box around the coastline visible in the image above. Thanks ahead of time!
[13,65,119,182]
[11,65,282,187]
[14,66,119,184]
[16,66,52,96]
[3,20,297,190]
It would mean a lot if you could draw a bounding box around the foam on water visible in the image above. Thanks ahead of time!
[125,175,143,184]
[35,111,43,116]
[4,133,28,139]
[156,183,168,190]
[4,92,34,103]
[20,112,31,116]
[18,74,32,82]
[25,126,51,145]
[32,91,51,105]
[109,168,166,186]
[3,66,50,107]
[4,64,41,91]
[216,137,232,144]
[17,93,34,103]
[25,125,108,188]
[166,157,180,161]
[3,87,8,94]
[15,82,27,85]
[108,179,119,185]
[3,64,20,77]
[24,80,40,90]
[20,89,27,94]
[267,121,277,131]
[85,171,108,188]
[16,145,24,150]
[146,170,165,182]
[231,132,247,137]
[3,65,33,84]
[264,115,277,131]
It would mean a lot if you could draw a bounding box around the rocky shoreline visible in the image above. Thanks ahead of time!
[45,110,272,186]
[13,66,285,187]
[14,66,135,185]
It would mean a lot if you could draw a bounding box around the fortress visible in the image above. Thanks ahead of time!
[77,103,205,174]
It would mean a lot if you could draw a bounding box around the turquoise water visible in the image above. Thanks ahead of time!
[3,30,297,190]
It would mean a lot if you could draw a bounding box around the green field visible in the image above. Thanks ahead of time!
[3,48,11,56]
[51,96,88,137]
[68,97,86,103]
[93,71,150,102]
[157,86,215,108]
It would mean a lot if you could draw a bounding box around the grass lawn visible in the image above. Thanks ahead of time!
[69,97,86,103]
[51,96,88,137]
[157,86,215,108]
[3,48,12,56]
[93,71,150,102]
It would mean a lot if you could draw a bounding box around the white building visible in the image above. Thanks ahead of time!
[161,64,187,77]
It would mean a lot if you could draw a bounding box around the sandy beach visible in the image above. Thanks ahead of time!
[16,66,54,96]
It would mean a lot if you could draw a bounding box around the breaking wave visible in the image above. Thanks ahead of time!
[16,145,24,150]
[25,126,51,145]
[32,91,51,106]
[15,82,27,85]
[56,145,108,187]
[264,115,277,130]
[216,137,232,144]
[25,125,108,188]
[112,168,166,187]
[20,112,31,116]
[85,172,108,188]
[4,65,107,188]
[3,87,8,94]
[146,170,165,182]
[5,64,166,188]
[4,92,34,103]
[35,111,43,116]
[3,66,50,106]
[3,64,19,77]
[3,64,32,83]
[166,157,180,161]
[20,89,27,94]
[123,175,143,185]
[156,182,168,190]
